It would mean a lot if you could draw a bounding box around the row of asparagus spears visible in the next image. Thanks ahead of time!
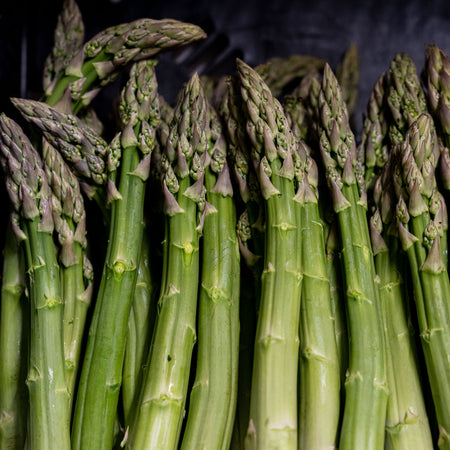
[1,1,450,449]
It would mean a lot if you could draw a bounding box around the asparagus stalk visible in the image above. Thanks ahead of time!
[394,114,450,448]
[0,114,71,450]
[41,140,93,404]
[71,59,159,450]
[44,18,206,114]
[295,142,341,449]
[324,216,347,383]
[230,211,259,450]
[283,82,348,384]
[236,59,302,450]
[122,231,158,423]
[181,104,240,449]
[221,76,265,286]
[126,73,206,450]
[369,205,433,449]
[317,63,388,449]
[221,80,262,449]
[0,218,28,450]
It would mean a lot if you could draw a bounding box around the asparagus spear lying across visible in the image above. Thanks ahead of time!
[45,18,206,113]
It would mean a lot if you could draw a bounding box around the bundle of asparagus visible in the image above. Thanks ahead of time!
[2,1,450,449]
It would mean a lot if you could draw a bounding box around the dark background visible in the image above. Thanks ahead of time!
[1,0,450,130]
[1,0,450,219]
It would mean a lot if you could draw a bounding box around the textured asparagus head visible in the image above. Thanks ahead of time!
[423,44,450,142]
[43,0,85,93]
[386,53,428,145]
[11,97,109,188]
[359,72,390,191]
[150,95,174,184]
[317,63,364,199]
[46,18,206,111]
[42,140,87,267]
[236,57,297,189]
[0,113,53,228]
[162,72,209,220]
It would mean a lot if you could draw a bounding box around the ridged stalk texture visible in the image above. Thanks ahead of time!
[317,64,388,449]
[122,230,158,423]
[394,114,450,449]
[71,59,159,450]
[126,73,206,450]
[237,59,302,450]
[181,106,240,449]
[295,143,341,449]
[370,206,433,449]
[41,141,93,406]
[0,220,28,450]
[0,115,71,450]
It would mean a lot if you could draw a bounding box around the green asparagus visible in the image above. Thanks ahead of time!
[0,114,71,450]
[237,58,302,450]
[317,63,388,449]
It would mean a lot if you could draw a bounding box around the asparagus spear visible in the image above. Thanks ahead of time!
[230,211,259,450]
[44,18,206,114]
[41,140,93,405]
[295,142,341,449]
[71,59,159,450]
[122,230,158,423]
[324,215,347,383]
[283,82,348,384]
[317,63,388,449]
[0,218,28,450]
[221,78,262,450]
[0,114,71,450]
[180,103,240,449]
[369,205,434,449]
[221,75,265,284]
[126,73,206,450]
[11,98,109,198]
[394,114,450,449]
[236,58,302,450]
